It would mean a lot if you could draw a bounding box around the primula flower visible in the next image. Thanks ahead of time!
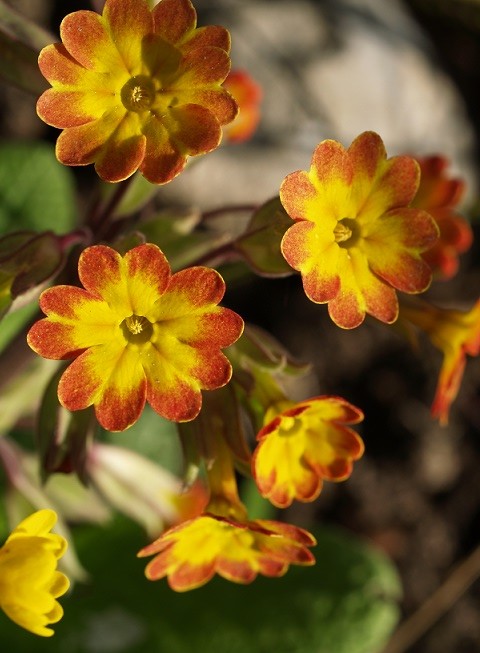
[222,69,262,143]
[0,509,69,637]
[400,299,480,424]
[36,0,237,184]
[412,155,472,279]
[252,396,364,508]
[138,513,315,591]
[280,131,439,329]
[27,244,243,431]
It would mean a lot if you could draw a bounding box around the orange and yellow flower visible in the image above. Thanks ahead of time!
[222,69,262,143]
[400,299,480,424]
[252,396,364,508]
[412,155,472,280]
[139,513,315,591]
[0,510,69,637]
[27,244,243,432]
[36,0,237,184]
[280,131,439,329]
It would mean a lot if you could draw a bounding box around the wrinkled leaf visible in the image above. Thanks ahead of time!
[235,197,294,277]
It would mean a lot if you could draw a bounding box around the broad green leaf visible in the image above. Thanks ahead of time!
[0,518,401,653]
[0,142,77,233]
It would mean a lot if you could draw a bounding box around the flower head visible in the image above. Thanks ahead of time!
[0,510,69,637]
[412,155,472,279]
[400,299,480,424]
[37,0,237,184]
[138,513,315,591]
[27,244,244,431]
[280,131,439,328]
[253,396,364,508]
[222,69,262,143]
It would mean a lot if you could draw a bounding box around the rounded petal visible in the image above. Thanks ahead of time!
[363,208,438,293]
[58,344,147,431]
[140,114,186,184]
[281,222,340,303]
[93,114,147,183]
[55,107,126,167]
[185,25,231,52]
[153,0,196,44]
[60,10,125,74]
[359,154,420,222]
[37,88,118,129]
[164,104,222,155]
[27,286,117,359]
[78,244,170,317]
[175,46,231,87]
[103,0,153,74]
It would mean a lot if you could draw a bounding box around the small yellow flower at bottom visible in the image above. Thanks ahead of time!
[0,509,69,637]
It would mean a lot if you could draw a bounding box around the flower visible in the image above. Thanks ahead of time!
[36,0,237,184]
[280,131,439,328]
[400,299,480,424]
[222,69,262,143]
[0,509,69,637]
[27,243,244,431]
[412,155,472,280]
[138,513,315,591]
[252,396,364,508]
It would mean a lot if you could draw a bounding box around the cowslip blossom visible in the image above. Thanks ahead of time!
[280,131,439,329]
[27,244,243,432]
[252,396,364,508]
[412,155,472,279]
[400,299,480,424]
[0,510,69,637]
[139,512,315,591]
[36,0,237,184]
[139,430,315,590]
[222,69,262,143]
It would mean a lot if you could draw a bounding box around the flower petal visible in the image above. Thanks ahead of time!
[103,0,153,74]
[55,107,126,166]
[153,0,196,45]
[60,10,125,74]
[363,208,438,293]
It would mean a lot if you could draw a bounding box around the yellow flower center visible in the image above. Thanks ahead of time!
[334,218,359,247]
[121,75,156,112]
[121,314,153,344]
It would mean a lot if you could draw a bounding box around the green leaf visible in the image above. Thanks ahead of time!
[235,197,294,277]
[0,518,401,653]
[0,142,77,233]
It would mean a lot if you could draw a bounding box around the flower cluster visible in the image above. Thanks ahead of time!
[0,0,478,635]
